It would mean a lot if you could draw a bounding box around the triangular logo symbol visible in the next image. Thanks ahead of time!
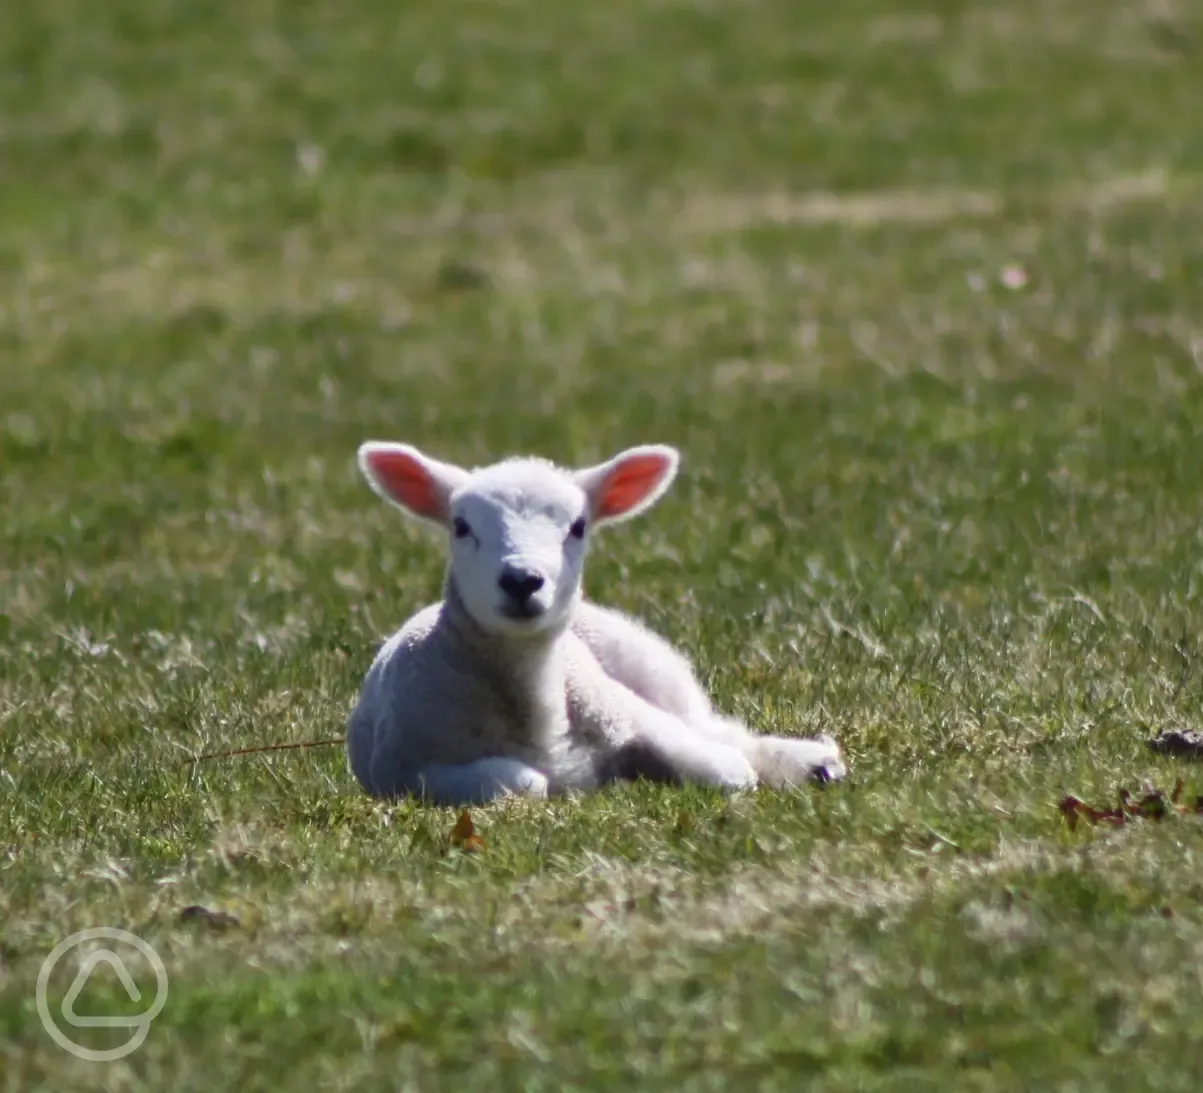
[61,950,143,1028]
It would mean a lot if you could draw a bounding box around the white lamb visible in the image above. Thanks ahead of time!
[346,442,846,805]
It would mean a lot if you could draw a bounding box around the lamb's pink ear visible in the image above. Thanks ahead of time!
[575,445,680,527]
[357,442,470,527]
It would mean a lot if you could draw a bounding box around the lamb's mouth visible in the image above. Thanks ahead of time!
[498,602,547,622]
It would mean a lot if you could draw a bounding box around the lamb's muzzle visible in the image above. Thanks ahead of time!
[497,565,547,619]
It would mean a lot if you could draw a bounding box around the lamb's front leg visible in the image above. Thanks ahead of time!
[379,757,550,806]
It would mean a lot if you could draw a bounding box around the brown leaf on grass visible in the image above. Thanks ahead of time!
[1058,779,1203,830]
[178,904,242,931]
[1058,795,1125,831]
[448,809,486,852]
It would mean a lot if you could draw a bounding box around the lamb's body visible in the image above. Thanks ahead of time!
[348,585,844,803]
[346,442,846,804]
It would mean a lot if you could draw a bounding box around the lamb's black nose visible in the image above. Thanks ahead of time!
[498,568,545,602]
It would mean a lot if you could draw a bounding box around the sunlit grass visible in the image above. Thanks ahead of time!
[3,1,1203,1089]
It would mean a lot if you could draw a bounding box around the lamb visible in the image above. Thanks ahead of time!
[345,441,847,805]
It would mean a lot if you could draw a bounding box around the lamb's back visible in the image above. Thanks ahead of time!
[571,600,712,722]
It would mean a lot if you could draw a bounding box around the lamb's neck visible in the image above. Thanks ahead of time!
[441,576,569,696]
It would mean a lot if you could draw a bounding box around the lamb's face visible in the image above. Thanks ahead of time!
[448,462,590,636]
[357,441,679,639]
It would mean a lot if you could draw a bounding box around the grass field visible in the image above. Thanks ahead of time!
[3,0,1203,1088]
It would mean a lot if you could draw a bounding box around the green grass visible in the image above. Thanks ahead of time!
[3,0,1203,1088]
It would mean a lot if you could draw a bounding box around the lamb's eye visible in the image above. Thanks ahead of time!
[569,517,587,540]
[453,517,471,540]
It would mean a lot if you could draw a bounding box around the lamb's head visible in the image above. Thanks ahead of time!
[357,442,679,637]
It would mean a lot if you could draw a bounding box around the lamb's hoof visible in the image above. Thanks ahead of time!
[810,734,847,786]
[754,734,847,789]
[810,762,845,786]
